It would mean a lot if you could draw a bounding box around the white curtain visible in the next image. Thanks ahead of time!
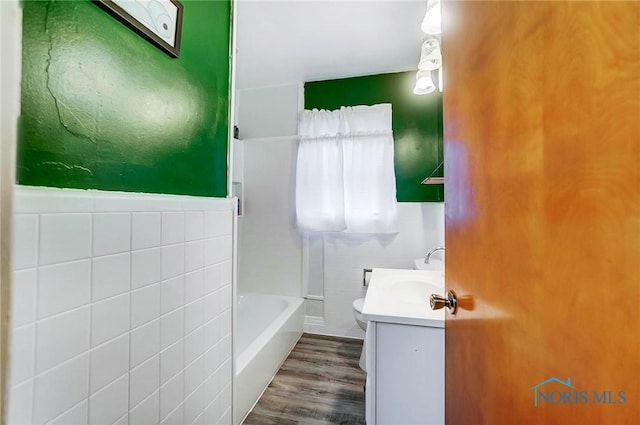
[296,104,398,233]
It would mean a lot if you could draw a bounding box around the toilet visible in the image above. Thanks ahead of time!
[353,298,367,331]
[352,298,367,371]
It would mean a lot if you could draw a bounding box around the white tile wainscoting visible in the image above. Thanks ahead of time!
[7,186,235,425]
[304,202,445,339]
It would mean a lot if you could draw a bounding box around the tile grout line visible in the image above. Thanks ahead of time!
[30,212,41,423]
[126,210,133,424]
[86,211,94,422]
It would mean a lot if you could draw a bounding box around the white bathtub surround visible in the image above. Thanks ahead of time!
[234,83,305,425]
[237,135,302,297]
[233,293,303,425]
[236,84,303,298]
[7,186,234,425]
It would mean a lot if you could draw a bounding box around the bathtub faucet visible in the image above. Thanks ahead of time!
[424,246,445,264]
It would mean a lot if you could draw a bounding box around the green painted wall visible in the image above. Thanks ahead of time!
[19,0,231,197]
[305,72,444,202]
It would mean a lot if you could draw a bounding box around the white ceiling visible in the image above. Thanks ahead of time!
[235,0,428,90]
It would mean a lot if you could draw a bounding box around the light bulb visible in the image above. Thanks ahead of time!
[413,70,436,95]
[421,0,442,35]
[418,38,441,71]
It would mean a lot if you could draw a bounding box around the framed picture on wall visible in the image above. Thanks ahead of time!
[93,0,184,58]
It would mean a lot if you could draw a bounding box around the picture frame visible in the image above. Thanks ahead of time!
[93,0,184,58]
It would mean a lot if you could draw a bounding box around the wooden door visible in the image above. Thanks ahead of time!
[442,1,639,424]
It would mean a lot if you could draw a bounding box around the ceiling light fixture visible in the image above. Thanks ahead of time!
[413,38,442,95]
[414,0,442,96]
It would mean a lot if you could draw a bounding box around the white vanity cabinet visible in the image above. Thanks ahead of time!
[362,268,445,425]
[365,321,444,424]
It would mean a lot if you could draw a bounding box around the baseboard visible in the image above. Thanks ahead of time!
[304,315,325,327]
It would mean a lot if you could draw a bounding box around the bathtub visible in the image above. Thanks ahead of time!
[234,293,304,424]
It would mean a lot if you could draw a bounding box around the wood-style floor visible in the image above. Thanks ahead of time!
[242,333,366,425]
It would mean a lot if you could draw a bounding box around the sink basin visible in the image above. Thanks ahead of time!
[382,279,443,305]
[362,268,445,328]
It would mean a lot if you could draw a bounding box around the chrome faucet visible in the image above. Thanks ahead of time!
[424,246,445,264]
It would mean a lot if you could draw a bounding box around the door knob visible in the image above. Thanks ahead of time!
[430,290,457,314]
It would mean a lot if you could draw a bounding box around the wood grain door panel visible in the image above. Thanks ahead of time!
[442,1,639,424]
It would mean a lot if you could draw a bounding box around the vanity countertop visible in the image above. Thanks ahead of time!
[362,268,445,328]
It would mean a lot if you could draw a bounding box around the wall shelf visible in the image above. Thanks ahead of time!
[421,160,444,185]
[421,176,444,185]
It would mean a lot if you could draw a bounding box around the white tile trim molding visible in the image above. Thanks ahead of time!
[14,186,233,214]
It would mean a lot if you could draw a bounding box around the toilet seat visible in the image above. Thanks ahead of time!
[353,298,367,332]
[352,298,368,372]
[352,298,365,313]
